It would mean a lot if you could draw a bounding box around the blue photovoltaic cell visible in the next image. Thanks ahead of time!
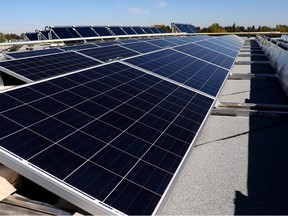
[0,61,214,215]
[6,48,64,59]
[0,52,102,81]
[125,49,229,96]
[174,43,235,69]
[78,45,139,62]
[120,41,161,53]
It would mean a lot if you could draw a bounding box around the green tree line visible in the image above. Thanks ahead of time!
[200,23,288,33]
[0,33,24,43]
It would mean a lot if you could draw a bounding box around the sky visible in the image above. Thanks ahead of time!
[1,0,287,34]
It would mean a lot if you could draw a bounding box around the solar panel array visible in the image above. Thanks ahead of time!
[0,35,243,215]
[24,25,165,41]
[172,23,199,33]
[5,48,65,60]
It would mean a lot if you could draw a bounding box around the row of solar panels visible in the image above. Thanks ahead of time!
[25,25,165,41]
[0,35,244,215]
[261,35,288,51]
[2,35,242,92]
[172,23,199,33]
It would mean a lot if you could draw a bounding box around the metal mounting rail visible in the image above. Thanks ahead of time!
[234,61,270,65]
[212,102,288,118]
[238,53,266,57]
[228,73,278,80]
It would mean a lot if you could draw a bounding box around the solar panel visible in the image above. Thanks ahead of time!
[74,26,98,37]
[163,37,190,45]
[25,32,38,41]
[149,27,161,34]
[92,26,113,36]
[109,26,127,36]
[141,27,154,34]
[5,48,64,59]
[0,52,102,82]
[197,40,239,58]
[78,45,139,62]
[124,49,229,97]
[39,31,49,40]
[51,27,80,39]
[211,37,242,51]
[173,23,199,33]
[174,43,235,69]
[120,41,161,53]
[122,27,137,35]
[1,61,214,215]
[131,27,146,34]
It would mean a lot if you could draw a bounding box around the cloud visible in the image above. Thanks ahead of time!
[128,7,149,16]
[156,1,168,9]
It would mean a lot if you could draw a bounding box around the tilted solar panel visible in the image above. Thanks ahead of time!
[0,35,244,215]
[92,26,113,36]
[197,40,239,58]
[78,45,139,62]
[0,52,102,82]
[163,37,190,45]
[146,39,178,48]
[109,26,127,36]
[141,27,154,34]
[74,26,98,37]
[1,62,214,215]
[120,41,161,53]
[122,27,137,35]
[51,27,81,39]
[124,49,229,97]
[25,32,39,41]
[174,43,235,69]
[131,27,146,34]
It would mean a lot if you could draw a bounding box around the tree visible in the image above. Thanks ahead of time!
[233,22,236,32]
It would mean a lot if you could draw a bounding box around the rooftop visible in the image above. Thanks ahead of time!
[1,36,288,215]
